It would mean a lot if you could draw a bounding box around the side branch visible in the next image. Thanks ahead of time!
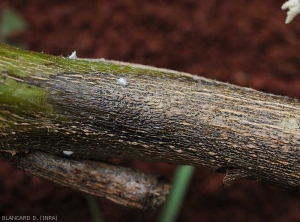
[0,150,170,209]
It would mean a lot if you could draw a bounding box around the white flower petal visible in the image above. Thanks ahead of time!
[282,1,293,10]
[282,0,300,24]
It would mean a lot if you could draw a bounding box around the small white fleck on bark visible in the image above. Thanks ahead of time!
[68,51,77,59]
[117,77,127,86]
[63,150,74,155]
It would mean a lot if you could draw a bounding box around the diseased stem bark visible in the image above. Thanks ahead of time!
[0,150,170,209]
[0,44,300,191]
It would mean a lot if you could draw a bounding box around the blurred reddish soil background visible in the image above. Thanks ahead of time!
[1,0,300,221]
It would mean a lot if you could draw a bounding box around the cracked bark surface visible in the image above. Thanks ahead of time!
[0,44,299,195]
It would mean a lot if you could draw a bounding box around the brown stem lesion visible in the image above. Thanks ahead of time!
[0,150,171,209]
[1,43,300,198]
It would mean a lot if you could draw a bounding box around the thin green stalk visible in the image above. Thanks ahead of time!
[84,195,105,222]
[157,165,195,222]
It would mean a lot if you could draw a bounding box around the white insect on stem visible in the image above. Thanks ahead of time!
[282,0,300,24]
[68,51,77,59]
[63,150,74,156]
[117,77,127,86]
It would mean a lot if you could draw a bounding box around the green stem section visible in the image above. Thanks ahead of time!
[84,195,104,222]
[157,165,195,222]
